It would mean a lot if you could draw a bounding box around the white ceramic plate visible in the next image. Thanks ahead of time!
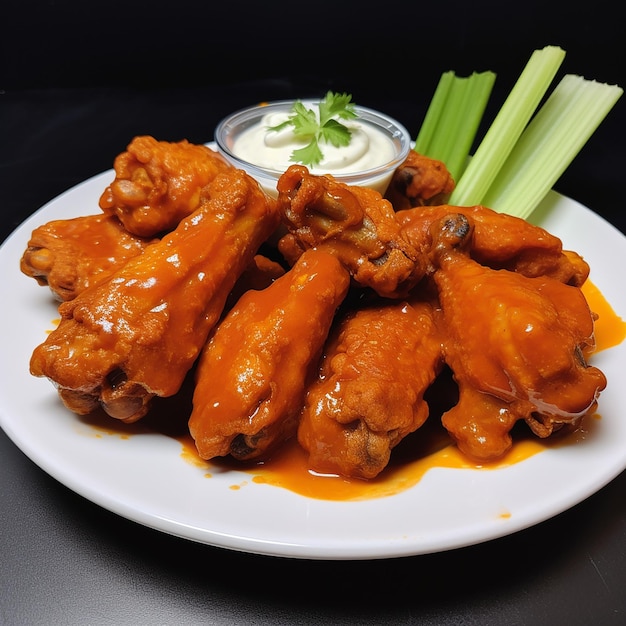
[1,169,625,560]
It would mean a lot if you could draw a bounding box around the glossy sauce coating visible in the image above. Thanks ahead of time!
[20,214,156,301]
[99,136,233,237]
[30,170,279,422]
[189,248,351,461]
[298,297,443,479]
[434,246,606,461]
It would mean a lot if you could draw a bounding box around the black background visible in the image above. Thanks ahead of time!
[2,0,625,239]
[2,1,626,624]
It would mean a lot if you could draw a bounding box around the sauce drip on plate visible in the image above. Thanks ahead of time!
[582,280,626,351]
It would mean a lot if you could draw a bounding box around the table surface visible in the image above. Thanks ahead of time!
[2,7,626,623]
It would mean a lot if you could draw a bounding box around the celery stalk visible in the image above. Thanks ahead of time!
[449,45,566,206]
[427,77,469,163]
[414,70,495,181]
[482,75,623,219]
[444,72,495,180]
[413,71,455,155]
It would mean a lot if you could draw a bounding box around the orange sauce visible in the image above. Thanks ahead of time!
[169,413,600,501]
[80,280,624,501]
[582,281,626,351]
[246,430,545,501]
[204,411,602,501]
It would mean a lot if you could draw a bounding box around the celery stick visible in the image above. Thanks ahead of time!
[413,71,455,155]
[414,70,495,181]
[449,45,566,206]
[427,77,468,164]
[444,72,495,180]
[482,75,623,219]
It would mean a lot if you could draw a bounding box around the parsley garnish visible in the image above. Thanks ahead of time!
[268,91,358,167]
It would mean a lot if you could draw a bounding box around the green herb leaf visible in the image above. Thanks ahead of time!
[291,139,324,167]
[319,118,353,148]
[288,101,319,137]
[319,91,357,125]
[268,91,357,167]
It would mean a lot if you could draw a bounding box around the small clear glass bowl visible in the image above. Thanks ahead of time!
[214,100,412,198]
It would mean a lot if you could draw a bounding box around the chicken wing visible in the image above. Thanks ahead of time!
[189,248,350,461]
[397,204,590,286]
[98,135,233,237]
[298,295,444,479]
[384,150,455,210]
[276,164,425,298]
[429,213,607,461]
[30,169,280,423]
[20,214,157,301]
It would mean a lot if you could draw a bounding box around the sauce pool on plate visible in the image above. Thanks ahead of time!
[582,280,626,351]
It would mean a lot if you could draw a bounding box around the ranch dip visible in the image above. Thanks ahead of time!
[231,110,397,174]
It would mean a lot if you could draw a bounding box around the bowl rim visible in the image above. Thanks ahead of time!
[213,99,412,182]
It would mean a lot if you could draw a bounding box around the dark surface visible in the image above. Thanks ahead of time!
[2,1,626,624]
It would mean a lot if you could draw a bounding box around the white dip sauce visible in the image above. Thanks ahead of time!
[232,111,396,174]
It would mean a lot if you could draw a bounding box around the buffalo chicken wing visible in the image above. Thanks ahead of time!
[298,296,444,479]
[384,150,455,210]
[189,248,350,461]
[276,164,426,298]
[20,214,157,301]
[397,204,590,286]
[30,170,279,423]
[98,135,233,237]
[429,214,607,461]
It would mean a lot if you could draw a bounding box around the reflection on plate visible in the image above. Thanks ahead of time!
[1,170,625,560]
